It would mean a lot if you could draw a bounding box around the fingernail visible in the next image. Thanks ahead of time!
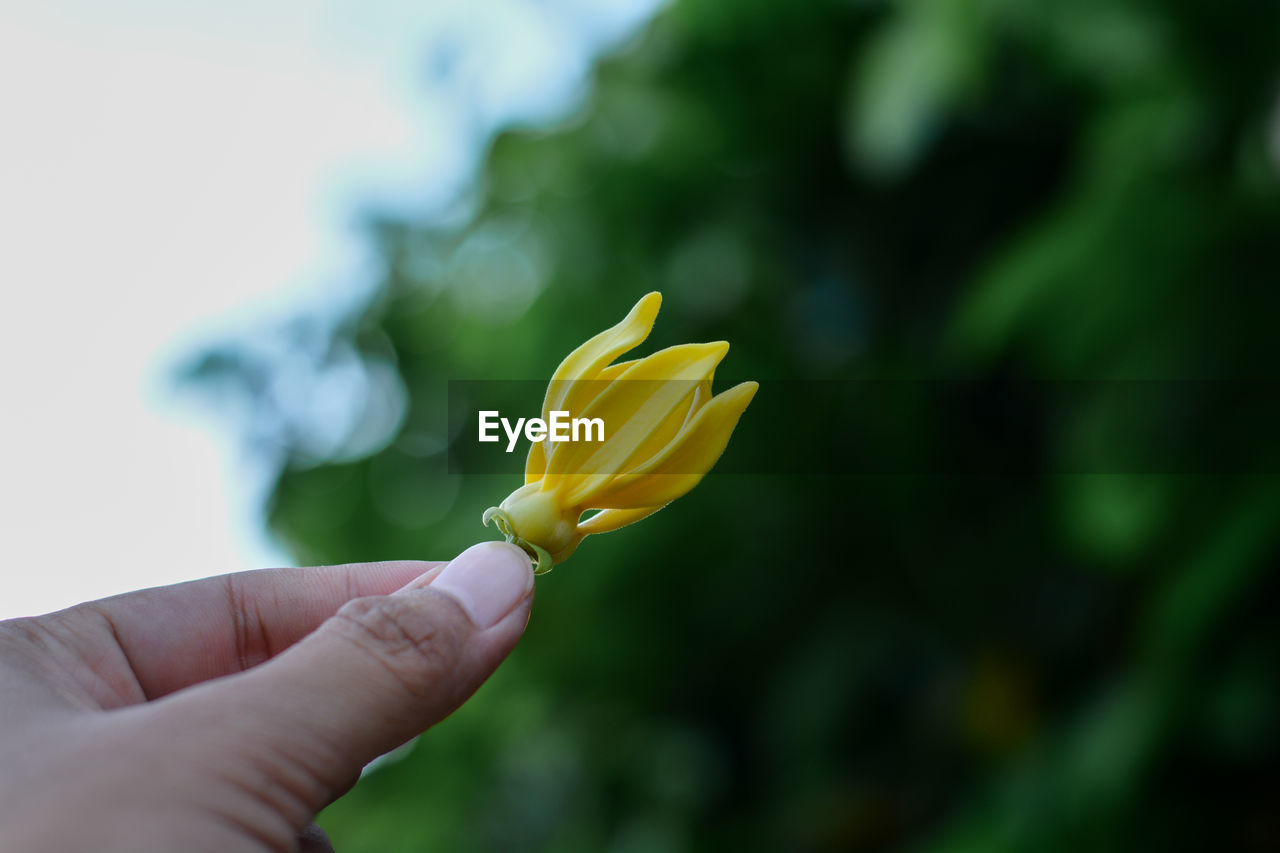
[429,542,533,628]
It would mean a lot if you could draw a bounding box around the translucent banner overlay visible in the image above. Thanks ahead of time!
[446,379,1280,476]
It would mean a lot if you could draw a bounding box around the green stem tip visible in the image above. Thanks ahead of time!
[482,506,554,575]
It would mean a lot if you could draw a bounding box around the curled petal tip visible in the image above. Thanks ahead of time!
[628,292,662,328]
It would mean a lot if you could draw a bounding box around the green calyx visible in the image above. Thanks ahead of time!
[482,506,554,575]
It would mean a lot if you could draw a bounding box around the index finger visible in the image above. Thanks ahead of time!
[55,560,446,703]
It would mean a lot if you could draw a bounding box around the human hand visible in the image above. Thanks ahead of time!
[0,542,534,852]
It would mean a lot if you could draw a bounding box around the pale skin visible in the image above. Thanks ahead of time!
[0,541,535,852]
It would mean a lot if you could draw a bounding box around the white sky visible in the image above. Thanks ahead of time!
[0,0,658,619]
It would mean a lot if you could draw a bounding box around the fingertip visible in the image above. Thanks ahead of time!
[423,542,534,630]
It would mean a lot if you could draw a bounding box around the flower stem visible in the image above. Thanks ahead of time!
[482,507,553,575]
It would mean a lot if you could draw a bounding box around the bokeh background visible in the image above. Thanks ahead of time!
[9,0,1280,850]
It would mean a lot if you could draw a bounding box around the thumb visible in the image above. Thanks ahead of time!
[156,541,534,809]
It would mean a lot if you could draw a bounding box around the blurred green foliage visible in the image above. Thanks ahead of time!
[188,0,1280,849]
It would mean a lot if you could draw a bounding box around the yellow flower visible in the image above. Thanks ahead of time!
[483,291,757,573]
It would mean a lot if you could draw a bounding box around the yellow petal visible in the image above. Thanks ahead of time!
[614,341,729,382]
[681,380,711,429]
[542,292,661,415]
[559,371,710,493]
[577,505,665,535]
[547,343,729,495]
[542,343,721,479]
[526,295,658,482]
[593,358,640,383]
[552,357,640,429]
[537,357,711,487]
[586,380,758,509]
[524,437,547,484]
